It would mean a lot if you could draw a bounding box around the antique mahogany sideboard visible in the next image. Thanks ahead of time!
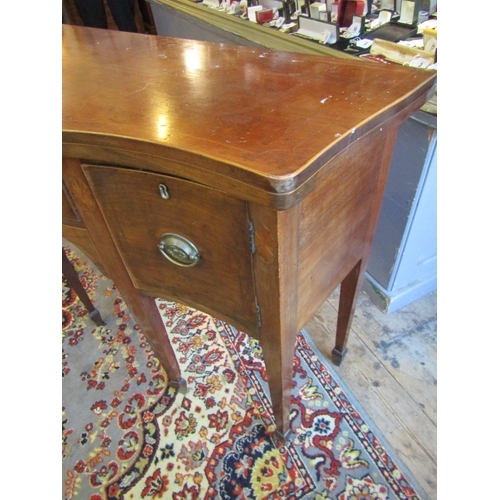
[62,25,436,439]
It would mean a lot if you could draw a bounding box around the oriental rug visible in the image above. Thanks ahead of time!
[62,243,422,500]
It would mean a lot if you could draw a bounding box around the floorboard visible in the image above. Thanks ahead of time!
[306,289,437,500]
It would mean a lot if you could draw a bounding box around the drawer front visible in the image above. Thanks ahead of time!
[83,165,258,331]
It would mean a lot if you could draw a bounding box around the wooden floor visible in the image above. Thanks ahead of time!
[306,287,437,500]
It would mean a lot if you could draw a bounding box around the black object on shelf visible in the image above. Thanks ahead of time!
[363,21,417,42]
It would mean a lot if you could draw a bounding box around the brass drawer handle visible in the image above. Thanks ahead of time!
[158,233,200,267]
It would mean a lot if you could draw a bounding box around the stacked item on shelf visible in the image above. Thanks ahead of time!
[200,0,437,66]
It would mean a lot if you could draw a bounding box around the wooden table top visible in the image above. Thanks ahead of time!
[62,25,436,196]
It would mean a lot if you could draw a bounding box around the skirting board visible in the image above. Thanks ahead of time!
[362,272,437,314]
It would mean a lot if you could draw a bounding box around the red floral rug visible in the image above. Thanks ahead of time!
[62,243,423,500]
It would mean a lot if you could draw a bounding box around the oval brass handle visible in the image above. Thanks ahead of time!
[158,233,200,267]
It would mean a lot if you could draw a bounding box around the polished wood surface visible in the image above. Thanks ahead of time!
[63,26,435,205]
[62,25,436,439]
[83,165,258,333]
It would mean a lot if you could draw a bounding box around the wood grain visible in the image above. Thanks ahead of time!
[62,25,437,443]
[249,202,301,439]
[63,25,436,202]
[82,165,258,333]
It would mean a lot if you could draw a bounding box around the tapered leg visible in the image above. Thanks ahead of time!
[132,294,187,392]
[249,203,300,441]
[332,259,363,365]
[63,247,105,326]
[332,128,399,366]
[259,326,296,442]
[63,158,185,391]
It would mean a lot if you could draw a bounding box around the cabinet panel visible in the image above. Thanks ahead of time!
[62,183,83,226]
[83,165,258,331]
[363,113,437,313]
[297,131,385,326]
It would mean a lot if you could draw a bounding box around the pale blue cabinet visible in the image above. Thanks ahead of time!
[362,111,437,313]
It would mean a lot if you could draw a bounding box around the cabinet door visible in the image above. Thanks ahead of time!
[83,165,258,332]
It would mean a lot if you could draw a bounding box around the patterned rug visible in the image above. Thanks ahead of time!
[62,243,422,500]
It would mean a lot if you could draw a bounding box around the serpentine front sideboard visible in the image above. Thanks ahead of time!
[62,25,436,439]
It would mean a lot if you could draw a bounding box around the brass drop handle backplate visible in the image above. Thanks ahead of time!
[158,233,200,267]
